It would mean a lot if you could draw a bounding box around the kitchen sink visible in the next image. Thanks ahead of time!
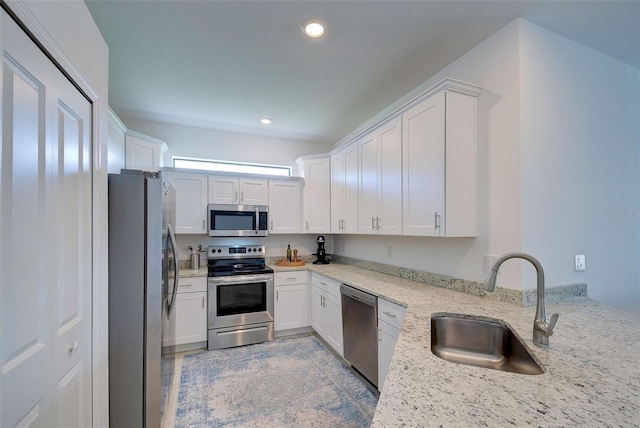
[431,314,544,375]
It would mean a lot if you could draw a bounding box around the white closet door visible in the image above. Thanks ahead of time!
[50,66,92,428]
[1,10,92,427]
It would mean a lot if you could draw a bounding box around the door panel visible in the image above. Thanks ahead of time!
[1,11,54,427]
[51,70,92,427]
[1,10,92,427]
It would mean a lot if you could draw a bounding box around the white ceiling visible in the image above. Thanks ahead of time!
[86,0,640,144]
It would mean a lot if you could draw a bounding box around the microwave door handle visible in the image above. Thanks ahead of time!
[255,207,259,235]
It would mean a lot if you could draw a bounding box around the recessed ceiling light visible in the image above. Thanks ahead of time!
[260,118,273,125]
[302,19,325,38]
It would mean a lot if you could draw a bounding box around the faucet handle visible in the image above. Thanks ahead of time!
[547,313,560,335]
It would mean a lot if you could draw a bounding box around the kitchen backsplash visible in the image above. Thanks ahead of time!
[175,234,334,262]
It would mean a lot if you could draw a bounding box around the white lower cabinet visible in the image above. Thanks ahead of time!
[166,277,208,348]
[274,271,309,331]
[311,273,343,356]
[377,298,407,391]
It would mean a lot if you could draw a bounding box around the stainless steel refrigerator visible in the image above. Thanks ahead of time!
[108,170,178,427]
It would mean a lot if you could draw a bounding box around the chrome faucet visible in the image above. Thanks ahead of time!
[483,252,559,347]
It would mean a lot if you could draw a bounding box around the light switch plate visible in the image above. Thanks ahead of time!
[575,255,586,271]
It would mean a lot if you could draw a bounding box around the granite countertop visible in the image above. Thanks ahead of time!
[181,262,640,426]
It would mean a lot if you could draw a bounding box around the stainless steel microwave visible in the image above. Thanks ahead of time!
[208,204,269,237]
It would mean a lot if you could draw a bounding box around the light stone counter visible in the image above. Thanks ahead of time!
[184,262,640,426]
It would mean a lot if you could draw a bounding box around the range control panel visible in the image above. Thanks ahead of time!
[207,245,265,259]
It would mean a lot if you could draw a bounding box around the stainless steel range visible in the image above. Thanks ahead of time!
[207,245,274,350]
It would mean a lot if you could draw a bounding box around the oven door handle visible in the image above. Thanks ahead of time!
[209,274,273,285]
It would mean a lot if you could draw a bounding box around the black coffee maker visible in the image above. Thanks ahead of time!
[312,235,330,265]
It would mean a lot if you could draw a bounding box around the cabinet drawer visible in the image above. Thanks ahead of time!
[177,276,207,293]
[311,272,341,298]
[378,298,407,330]
[274,270,308,286]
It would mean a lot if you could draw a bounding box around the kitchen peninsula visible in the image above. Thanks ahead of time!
[188,261,640,427]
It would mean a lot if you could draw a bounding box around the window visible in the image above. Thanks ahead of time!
[173,157,291,177]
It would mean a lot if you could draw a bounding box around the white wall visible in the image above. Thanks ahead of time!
[334,19,525,288]
[119,117,334,169]
[518,20,640,311]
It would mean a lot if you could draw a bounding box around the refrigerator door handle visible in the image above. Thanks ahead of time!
[167,223,179,318]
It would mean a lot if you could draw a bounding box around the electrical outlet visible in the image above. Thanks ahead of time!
[575,255,586,272]
[483,255,499,273]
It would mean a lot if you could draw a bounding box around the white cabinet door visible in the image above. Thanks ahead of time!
[402,90,477,237]
[208,175,239,204]
[274,284,309,331]
[378,319,400,391]
[302,157,331,233]
[311,285,326,336]
[324,293,344,357]
[239,178,269,205]
[331,143,359,234]
[358,132,378,234]
[268,180,302,234]
[343,144,359,234]
[107,108,127,174]
[330,151,345,233]
[377,116,403,235]
[1,12,92,426]
[171,292,207,346]
[124,131,166,172]
[169,173,208,234]
[208,176,269,205]
[402,91,445,236]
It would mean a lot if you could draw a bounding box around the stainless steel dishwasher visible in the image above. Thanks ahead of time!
[340,284,378,388]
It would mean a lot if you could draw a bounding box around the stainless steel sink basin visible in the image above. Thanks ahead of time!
[431,314,544,375]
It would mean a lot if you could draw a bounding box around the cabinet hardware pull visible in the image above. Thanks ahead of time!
[306,220,309,230]
[434,212,440,230]
[271,220,273,230]
[202,296,205,308]
[241,191,244,202]
[203,219,206,229]
[376,217,380,229]
[69,342,79,352]
[276,291,279,301]
[179,283,192,287]
[287,277,296,281]
[320,282,327,286]
[383,311,396,318]
[372,216,375,229]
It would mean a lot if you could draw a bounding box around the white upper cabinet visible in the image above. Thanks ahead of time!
[331,143,358,234]
[268,179,302,234]
[208,175,268,205]
[402,85,480,237]
[296,155,331,234]
[124,130,167,172]
[357,116,403,235]
[167,172,208,234]
[107,108,127,174]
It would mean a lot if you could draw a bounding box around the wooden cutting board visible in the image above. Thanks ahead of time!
[275,260,306,267]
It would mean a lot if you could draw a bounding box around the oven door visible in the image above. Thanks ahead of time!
[208,273,274,329]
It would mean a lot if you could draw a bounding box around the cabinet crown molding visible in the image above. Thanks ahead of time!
[331,77,483,155]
